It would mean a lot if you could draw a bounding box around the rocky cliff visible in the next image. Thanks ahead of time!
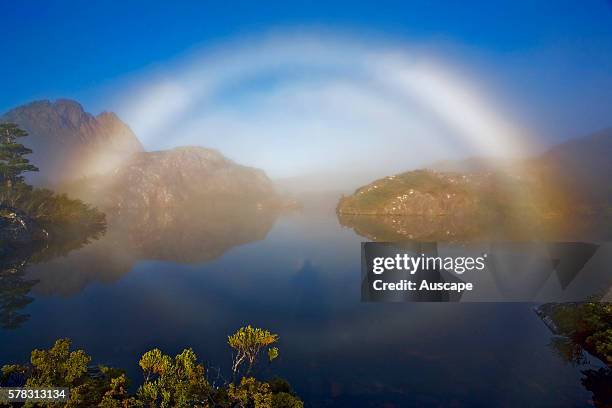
[2,99,280,210]
[1,99,143,185]
[64,146,280,209]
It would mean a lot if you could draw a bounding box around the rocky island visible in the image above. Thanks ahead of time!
[337,169,524,216]
[337,128,612,241]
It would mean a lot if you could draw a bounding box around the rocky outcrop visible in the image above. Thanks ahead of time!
[1,99,143,185]
[337,170,503,216]
[336,129,612,242]
[338,128,612,218]
[335,167,578,242]
[2,99,280,210]
[65,146,280,209]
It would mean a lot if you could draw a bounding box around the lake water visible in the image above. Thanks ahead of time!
[0,204,608,407]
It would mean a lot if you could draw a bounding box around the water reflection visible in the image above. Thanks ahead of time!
[24,204,280,296]
[0,207,609,406]
[0,246,39,329]
[581,368,612,408]
[0,221,105,329]
[0,204,279,326]
[338,213,612,242]
[549,337,612,407]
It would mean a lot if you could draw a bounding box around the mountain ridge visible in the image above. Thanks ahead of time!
[1,99,144,185]
[59,146,281,210]
[2,99,281,209]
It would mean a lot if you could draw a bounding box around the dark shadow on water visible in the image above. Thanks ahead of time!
[581,368,612,408]
[549,337,612,407]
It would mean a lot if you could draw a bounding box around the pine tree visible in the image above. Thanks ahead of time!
[0,123,38,189]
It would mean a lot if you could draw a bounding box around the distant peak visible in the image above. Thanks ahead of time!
[96,111,119,121]
[147,146,226,160]
[170,145,222,154]
[54,98,84,109]
[7,98,86,116]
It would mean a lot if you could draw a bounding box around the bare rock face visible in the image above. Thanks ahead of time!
[1,99,143,185]
[68,147,279,209]
[2,99,280,210]
[337,170,492,216]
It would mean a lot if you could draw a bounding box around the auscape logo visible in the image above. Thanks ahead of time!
[371,279,473,292]
[361,241,609,303]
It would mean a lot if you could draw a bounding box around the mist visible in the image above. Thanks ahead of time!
[112,32,535,191]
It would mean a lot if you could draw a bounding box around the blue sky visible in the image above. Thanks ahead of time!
[2,1,612,110]
[1,1,612,180]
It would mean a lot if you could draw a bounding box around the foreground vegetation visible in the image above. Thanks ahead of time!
[0,184,105,238]
[544,301,612,366]
[1,326,303,407]
[542,302,612,407]
[0,123,107,329]
[0,122,105,245]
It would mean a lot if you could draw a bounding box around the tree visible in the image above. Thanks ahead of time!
[587,328,612,365]
[0,338,132,408]
[227,377,273,408]
[551,301,612,364]
[1,328,303,407]
[98,372,142,408]
[228,326,279,380]
[137,348,211,407]
[226,376,303,408]
[28,338,90,387]
[0,123,38,190]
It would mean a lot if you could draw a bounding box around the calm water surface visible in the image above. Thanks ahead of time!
[0,206,606,407]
